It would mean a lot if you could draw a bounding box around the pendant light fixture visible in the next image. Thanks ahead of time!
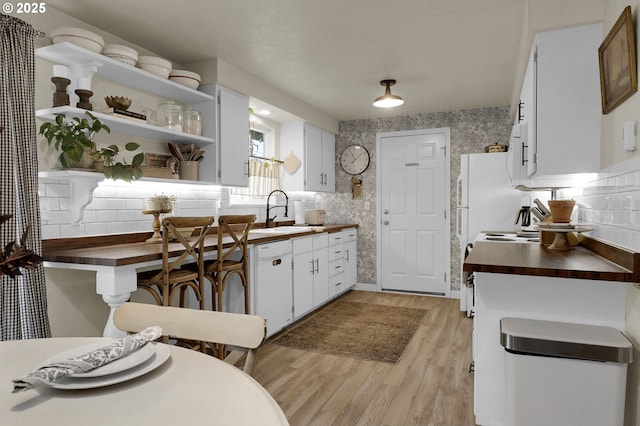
[373,79,404,108]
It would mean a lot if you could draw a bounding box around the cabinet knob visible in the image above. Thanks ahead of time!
[383,220,389,225]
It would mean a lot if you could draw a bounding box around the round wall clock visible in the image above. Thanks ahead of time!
[340,145,370,175]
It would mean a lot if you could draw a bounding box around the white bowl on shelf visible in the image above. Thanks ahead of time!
[137,56,172,79]
[102,44,138,66]
[169,69,201,90]
[51,26,104,53]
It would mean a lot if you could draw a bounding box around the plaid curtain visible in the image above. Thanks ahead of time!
[0,14,51,340]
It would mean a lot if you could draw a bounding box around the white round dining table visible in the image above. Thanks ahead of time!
[1,337,289,425]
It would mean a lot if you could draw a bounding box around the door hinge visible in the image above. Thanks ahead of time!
[444,209,447,220]
[444,272,447,282]
[440,146,447,156]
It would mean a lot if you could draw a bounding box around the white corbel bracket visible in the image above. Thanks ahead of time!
[69,175,102,223]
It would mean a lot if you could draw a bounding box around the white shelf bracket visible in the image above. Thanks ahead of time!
[69,175,101,224]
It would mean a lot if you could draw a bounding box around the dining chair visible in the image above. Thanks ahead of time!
[137,216,214,310]
[113,302,267,375]
[204,214,256,314]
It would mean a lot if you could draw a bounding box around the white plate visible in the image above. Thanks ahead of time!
[47,343,170,390]
[42,340,156,378]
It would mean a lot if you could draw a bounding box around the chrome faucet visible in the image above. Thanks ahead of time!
[266,189,289,228]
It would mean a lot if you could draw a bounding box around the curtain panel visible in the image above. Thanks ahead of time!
[231,158,282,196]
[0,14,50,340]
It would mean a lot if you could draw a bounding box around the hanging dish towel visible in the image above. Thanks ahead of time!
[282,151,301,175]
[12,326,162,393]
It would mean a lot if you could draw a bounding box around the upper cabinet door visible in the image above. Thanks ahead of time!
[280,121,336,193]
[218,86,249,187]
[322,131,335,192]
[304,123,324,192]
[528,23,602,177]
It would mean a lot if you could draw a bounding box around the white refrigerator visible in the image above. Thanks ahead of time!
[456,152,522,314]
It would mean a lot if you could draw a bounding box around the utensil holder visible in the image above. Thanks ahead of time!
[179,161,198,181]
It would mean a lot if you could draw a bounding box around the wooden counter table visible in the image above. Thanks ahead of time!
[42,224,357,338]
[463,237,640,282]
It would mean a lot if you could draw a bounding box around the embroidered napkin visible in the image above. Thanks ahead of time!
[12,326,162,393]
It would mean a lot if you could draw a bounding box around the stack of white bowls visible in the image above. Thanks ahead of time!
[169,70,201,90]
[102,44,138,67]
[137,56,172,79]
[51,27,104,53]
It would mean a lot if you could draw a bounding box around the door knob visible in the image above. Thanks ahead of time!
[383,220,389,225]
[383,209,389,215]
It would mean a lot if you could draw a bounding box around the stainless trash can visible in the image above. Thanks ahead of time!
[500,317,633,426]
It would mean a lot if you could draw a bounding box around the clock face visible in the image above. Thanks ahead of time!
[340,145,370,175]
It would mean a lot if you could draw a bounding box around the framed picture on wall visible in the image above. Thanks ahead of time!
[598,5,637,114]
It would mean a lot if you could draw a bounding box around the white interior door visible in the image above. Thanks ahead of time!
[378,129,449,295]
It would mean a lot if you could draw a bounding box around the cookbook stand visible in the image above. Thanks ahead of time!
[142,209,172,244]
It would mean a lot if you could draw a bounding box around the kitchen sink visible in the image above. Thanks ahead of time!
[249,226,314,234]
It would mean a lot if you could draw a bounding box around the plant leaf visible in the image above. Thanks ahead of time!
[125,142,140,151]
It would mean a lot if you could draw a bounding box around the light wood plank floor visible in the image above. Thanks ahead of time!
[252,290,476,426]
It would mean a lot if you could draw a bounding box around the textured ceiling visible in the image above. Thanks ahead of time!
[43,0,606,122]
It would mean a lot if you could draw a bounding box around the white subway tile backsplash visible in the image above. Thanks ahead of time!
[106,222,127,234]
[104,199,127,210]
[39,179,311,239]
[46,183,70,198]
[96,210,117,222]
[84,222,108,235]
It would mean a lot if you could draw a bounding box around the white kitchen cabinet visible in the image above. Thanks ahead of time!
[473,272,626,425]
[280,121,335,193]
[312,234,329,307]
[292,233,329,316]
[199,84,249,186]
[328,232,345,297]
[518,23,602,181]
[292,237,314,318]
[343,228,358,288]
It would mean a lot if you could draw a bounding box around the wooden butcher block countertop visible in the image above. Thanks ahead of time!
[42,223,358,267]
[463,236,640,283]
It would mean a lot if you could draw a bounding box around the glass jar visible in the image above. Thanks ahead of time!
[157,101,183,132]
[183,108,202,135]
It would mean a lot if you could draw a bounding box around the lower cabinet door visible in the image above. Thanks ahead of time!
[293,251,314,318]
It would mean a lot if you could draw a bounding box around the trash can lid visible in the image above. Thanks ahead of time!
[500,317,633,363]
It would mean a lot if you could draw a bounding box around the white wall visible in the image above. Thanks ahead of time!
[568,2,640,424]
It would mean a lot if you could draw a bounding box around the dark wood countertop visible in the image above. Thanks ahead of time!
[42,224,358,267]
[463,236,640,283]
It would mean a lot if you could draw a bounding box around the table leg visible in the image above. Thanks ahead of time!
[96,267,137,338]
[102,293,130,338]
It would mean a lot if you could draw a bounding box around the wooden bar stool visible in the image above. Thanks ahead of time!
[204,214,256,314]
[137,216,214,309]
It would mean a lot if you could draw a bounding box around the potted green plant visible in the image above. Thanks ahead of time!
[39,112,144,182]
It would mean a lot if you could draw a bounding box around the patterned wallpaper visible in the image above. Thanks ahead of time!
[316,106,512,291]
